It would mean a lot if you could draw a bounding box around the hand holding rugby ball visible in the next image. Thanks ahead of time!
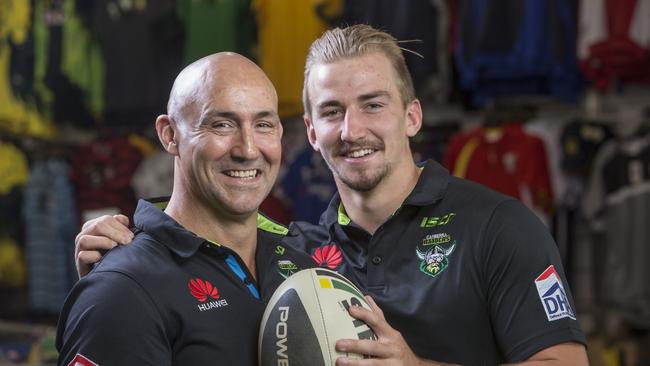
[258,268,376,366]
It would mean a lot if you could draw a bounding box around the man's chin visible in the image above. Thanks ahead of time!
[339,173,383,192]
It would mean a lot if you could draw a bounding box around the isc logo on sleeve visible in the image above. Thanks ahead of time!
[534,265,576,321]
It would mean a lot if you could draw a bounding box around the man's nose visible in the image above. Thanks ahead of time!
[341,110,365,142]
[231,125,260,160]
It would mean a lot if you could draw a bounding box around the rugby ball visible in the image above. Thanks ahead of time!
[259,268,376,366]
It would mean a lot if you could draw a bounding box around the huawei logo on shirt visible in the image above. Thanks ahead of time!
[312,243,343,270]
[188,278,229,312]
[188,278,220,302]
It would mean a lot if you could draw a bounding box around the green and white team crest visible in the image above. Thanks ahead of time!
[416,236,456,278]
[277,260,299,279]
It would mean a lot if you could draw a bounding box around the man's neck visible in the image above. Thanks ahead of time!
[336,161,421,235]
[164,190,258,277]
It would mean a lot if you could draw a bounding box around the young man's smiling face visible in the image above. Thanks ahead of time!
[304,52,421,192]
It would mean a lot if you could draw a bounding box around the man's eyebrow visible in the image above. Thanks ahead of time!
[254,110,280,120]
[357,90,391,102]
[200,110,279,122]
[315,100,344,110]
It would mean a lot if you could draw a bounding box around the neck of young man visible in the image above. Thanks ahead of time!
[336,160,421,235]
[164,189,258,278]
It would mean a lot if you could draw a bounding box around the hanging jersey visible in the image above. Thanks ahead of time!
[560,120,615,179]
[87,0,184,125]
[454,0,580,105]
[177,0,256,64]
[0,0,56,138]
[254,0,340,117]
[444,123,553,223]
[578,0,650,89]
[583,136,650,327]
[23,159,77,313]
[0,141,29,195]
[71,136,144,220]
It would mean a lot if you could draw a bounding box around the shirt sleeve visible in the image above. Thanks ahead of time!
[56,271,171,366]
[481,199,585,361]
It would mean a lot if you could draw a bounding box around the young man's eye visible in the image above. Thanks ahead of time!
[366,103,383,111]
[321,109,342,119]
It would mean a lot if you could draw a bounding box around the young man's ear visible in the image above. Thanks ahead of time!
[156,115,179,155]
[405,99,423,137]
[304,114,320,152]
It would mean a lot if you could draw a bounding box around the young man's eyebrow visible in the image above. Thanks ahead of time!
[316,100,344,110]
[357,90,391,102]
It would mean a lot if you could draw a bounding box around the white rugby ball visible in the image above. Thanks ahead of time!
[258,268,376,366]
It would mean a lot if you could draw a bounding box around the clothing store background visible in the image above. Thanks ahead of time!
[1,0,649,365]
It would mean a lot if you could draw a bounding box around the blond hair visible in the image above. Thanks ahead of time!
[302,24,416,116]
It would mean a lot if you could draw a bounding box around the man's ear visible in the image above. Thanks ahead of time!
[304,114,320,152]
[156,114,179,155]
[405,99,423,137]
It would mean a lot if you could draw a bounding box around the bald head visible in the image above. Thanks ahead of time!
[167,52,277,125]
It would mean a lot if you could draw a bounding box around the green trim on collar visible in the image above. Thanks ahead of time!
[257,214,289,235]
[205,239,222,247]
[152,200,168,210]
[148,198,288,235]
[337,202,351,225]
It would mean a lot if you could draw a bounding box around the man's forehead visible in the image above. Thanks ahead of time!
[308,63,397,106]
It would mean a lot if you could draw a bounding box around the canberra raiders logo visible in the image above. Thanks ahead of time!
[277,260,299,279]
[416,234,456,277]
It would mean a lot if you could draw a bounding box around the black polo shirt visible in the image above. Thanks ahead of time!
[287,160,585,365]
[56,199,316,366]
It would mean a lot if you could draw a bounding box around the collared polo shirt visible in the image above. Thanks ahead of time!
[288,160,585,365]
[57,199,315,365]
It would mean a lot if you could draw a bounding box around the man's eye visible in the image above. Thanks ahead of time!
[211,121,232,129]
[322,109,342,118]
[365,103,383,111]
[256,121,274,129]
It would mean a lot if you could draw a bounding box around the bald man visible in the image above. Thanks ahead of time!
[56,53,316,366]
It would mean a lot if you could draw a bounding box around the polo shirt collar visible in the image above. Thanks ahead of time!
[320,159,450,229]
[134,199,206,258]
[135,198,292,258]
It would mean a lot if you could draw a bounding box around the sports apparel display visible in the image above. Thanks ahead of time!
[583,135,650,328]
[286,160,584,364]
[57,199,317,365]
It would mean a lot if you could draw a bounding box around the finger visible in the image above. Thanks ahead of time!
[364,296,385,319]
[76,250,103,277]
[76,235,118,252]
[335,356,378,366]
[336,338,391,358]
[348,305,393,337]
[113,214,130,227]
[86,216,133,244]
